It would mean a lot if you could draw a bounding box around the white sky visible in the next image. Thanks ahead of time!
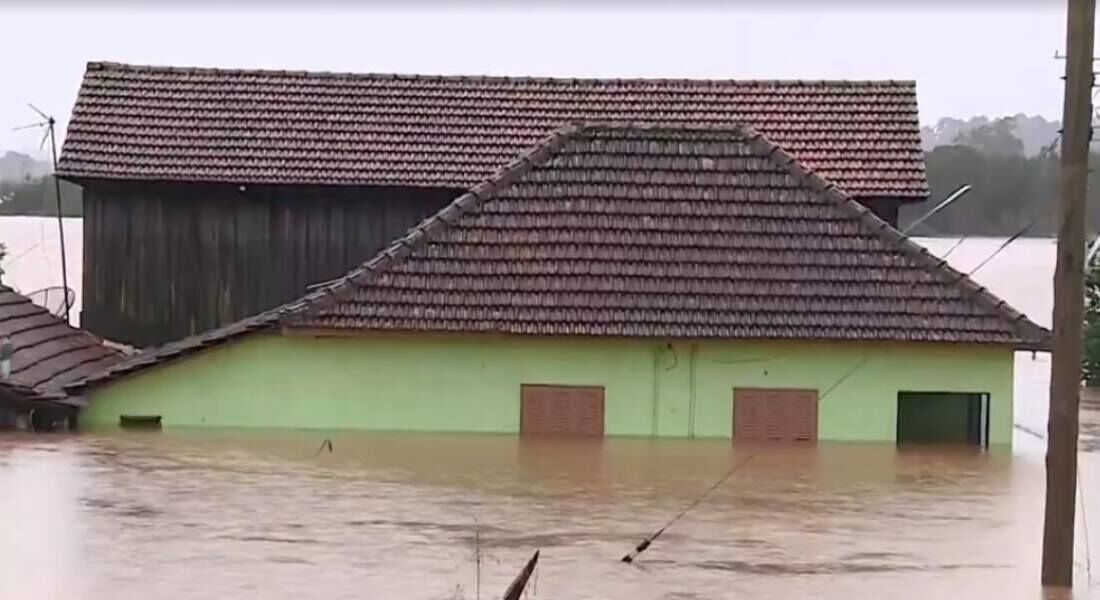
[0,4,1079,158]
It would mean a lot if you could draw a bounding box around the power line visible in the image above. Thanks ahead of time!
[620,454,756,564]
[940,236,968,260]
[967,211,1048,277]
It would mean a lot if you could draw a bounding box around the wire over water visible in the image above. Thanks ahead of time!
[967,213,1047,277]
[620,454,756,564]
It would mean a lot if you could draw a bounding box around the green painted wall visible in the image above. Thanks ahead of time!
[81,333,1016,444]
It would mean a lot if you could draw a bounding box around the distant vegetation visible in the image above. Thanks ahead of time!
[920,114,1063,157]
[1084,258,1100,386]
[0,151,82,217]
[0,176,83,217]
[903,115,1100,238]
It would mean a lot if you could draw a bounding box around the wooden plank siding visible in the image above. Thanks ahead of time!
[80,182,458,347]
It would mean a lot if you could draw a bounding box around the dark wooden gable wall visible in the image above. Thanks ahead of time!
[80,182,457,347]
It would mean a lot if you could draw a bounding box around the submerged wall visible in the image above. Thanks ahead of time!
[80,333,1015,444]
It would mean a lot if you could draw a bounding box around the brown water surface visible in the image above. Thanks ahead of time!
[0,429,1098,599]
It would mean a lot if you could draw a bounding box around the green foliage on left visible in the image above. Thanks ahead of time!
[1083,257,1100,386]
[0,176,82,217]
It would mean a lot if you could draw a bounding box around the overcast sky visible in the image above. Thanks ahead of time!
[0,4,1080,157]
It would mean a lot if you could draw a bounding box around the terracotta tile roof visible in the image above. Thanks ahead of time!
[0,286,121,402]
[67,123,1046,393]
[57,62,928,200]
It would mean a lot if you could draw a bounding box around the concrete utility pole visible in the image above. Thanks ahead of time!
[1042,0,1096,587]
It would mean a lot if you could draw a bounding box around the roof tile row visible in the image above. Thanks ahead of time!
[0,288,121,401]
[58,62,929,199]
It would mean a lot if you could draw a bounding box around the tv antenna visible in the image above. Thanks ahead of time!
[13,103,71,322]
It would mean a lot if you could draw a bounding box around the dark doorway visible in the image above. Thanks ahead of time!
[896,392,989,446]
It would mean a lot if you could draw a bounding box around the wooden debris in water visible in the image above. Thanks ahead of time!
[502,550,539,600]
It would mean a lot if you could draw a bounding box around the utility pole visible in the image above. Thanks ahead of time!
[1042,0,1095,587]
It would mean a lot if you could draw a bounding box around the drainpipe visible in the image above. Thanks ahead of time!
[688,344,698,439]
[651,346,661,438]
[0,336,12,381]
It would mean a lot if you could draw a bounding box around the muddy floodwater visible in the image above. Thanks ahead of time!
[1,432,1098,600]
[1,222,1100,598]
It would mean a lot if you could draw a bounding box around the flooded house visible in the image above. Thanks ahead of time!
[65,123,1048,445]
[57,62,930,349]
[0,286,121,431]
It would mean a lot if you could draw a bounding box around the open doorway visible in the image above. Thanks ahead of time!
[896,392,989,447]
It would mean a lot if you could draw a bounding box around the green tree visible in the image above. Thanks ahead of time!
[1083,257,1100,386]
[0,176,82,217]
[953,117,1026,157]
[905,144,1060,236]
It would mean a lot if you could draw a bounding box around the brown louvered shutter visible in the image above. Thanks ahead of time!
[789,391,819,442]
[764,392,786,441]
[734,388,818,443]
[521,385,605,437]
[733,391,761,440]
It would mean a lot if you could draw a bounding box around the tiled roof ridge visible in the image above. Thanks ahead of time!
[284,121,1046,345]
[734,127,1049,345]
[85,61,916,87]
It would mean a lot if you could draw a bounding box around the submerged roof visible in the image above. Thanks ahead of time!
[69,123,1046,392]
[0,286,121,402]
[57,61,928,200]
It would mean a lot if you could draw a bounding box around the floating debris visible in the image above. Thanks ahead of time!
[314,438,333,456]
[502,550,539,600]
[622,454,755,564]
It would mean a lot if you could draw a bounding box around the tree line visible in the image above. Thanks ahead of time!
[901,117,1100,237]
[0,176,82,217]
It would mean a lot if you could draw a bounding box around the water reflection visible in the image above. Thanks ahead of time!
[0,431,1096,599]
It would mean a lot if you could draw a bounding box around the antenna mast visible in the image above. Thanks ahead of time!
[14,104,71,322]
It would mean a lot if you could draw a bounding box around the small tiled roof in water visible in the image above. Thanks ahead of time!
[0,286,121,402]
[67,123,1047,393]
[57,61,929,200]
